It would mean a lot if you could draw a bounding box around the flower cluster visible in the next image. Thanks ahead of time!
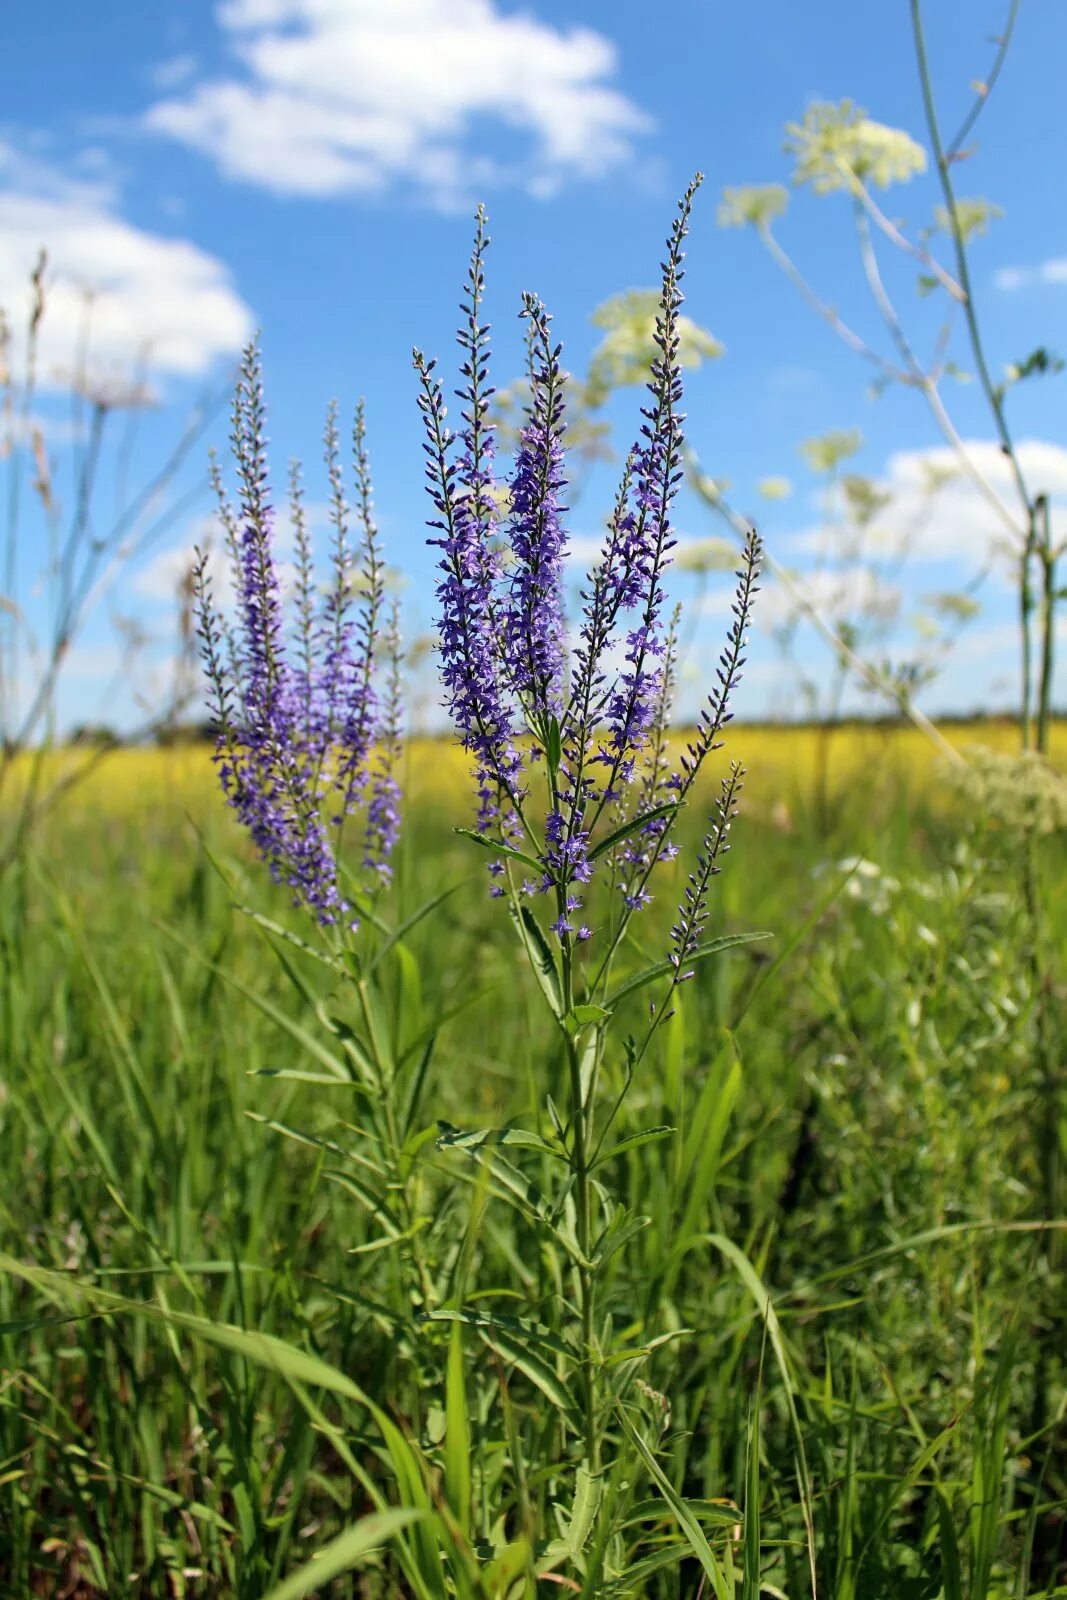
[669,762,745,980]
[194,341,402,928]
[416,177,762,946]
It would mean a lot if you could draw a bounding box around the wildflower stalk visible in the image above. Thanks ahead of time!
[1035,497,1055,758]
[562,956,599,1472]
[910,0,1050,754]
[423,184,765,1479]
[194,344,434,1331]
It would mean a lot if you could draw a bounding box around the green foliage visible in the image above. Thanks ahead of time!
[996,346,1065,405]
[798,427,863,475]
[932,195,1003,242]
[784,99,927,192]
[757,475,792,501]
[674,536,738,574]
[0,742,1065,1596]
[585,290,723,408]
[717,183,790,231]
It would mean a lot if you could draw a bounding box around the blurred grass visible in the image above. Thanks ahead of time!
[1,721,1064,1597]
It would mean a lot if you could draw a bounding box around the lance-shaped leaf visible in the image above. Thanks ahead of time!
[587,799,682,863]
[421,1307,570,1359]
[436,1122,574,1242]
[475,1321,579,1421]
[508,902,564,1017]
[592,1126,675,1171]
[259,1509,426,1600]
[454,828,544,875]
[606,931,772,1008]
[617,1408,731,1600]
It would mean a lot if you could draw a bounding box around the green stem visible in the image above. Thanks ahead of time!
[909,0,1027,507]
[910,0,1038,749]
[1021,534,1036,752]
[565,1021,598,1472]
[355,973,433,1312]
[1035,498,1055,758]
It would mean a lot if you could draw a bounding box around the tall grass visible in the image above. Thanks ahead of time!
[1,729,1064,1597]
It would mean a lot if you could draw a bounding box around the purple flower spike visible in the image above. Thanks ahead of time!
[419,177,762,959]
[505,293,568,715]
[415,210,524,845]
[194,340,403,931]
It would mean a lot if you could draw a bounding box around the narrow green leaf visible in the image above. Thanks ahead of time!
[853,1411,968,1579]
[436,1123,580,1259]
[508,903,563,1017]
[592,1126,675,1170]
[589,1209,651,1270]
[156,921,351,1080]
[444,1323,472,1533]
[436,1123,564,1161]
[566,1002,612,1032]
[622,1499,742,1531]
[936,1487,964,1600]
[0,1253,370,1404]
[476,1324,579,1420]
[566,1465,603,1557]
[368,877,468,975]
[248,1068,367,1088]
[420,1307,570,1359]
[588,799,682,863]
[454,828,543,875]
[617,1408,731,1600]
[606,931,771,1008]
[741,1395,761,1600]
[259,1509,426,1600]
[545,714,562,775]
[704,1234,817,1595]
[241,905,348,977]
[322,1169,405,1238]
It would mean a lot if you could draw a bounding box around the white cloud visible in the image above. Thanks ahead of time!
[0,143,252,389]
[151,53,200,92]
[784,438,1067,566]
[133,526,217,604]
[993,257,1067,292]
[886,438,1067,499]
[133,499,333,604]
[756,568,901,630]
[145,0,651,205]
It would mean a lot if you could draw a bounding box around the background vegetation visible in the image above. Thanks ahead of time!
[1,726,1064,1596]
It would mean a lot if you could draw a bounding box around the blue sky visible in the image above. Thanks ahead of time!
[1,0,1065,735]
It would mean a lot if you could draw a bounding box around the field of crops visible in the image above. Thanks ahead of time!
[1,724,1064,1598]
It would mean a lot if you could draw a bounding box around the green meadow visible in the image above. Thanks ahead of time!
[1,728,1064,1597]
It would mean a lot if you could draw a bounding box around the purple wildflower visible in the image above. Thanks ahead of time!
[363,599,403,883]
[419,176,761,951]
[415,210,523,842]
[505,294,568,714]
[669,764,745,980]
[194,340,402,929]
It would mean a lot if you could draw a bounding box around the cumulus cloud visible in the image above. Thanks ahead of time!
[0,143,252,389]
[145,0,651,205]
[785,438,1067,566]
[993,258,1067,292]
[133,500,332,605]
[755,568,901,631]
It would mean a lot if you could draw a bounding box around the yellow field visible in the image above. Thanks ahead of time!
[4,717,1062,825]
